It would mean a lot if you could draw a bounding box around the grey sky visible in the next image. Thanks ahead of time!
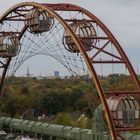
[0,0,140,76]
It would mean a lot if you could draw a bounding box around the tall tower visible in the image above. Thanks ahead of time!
[26,67,30,78]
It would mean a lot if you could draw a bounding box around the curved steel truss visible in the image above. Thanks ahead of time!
[0,2,140,140]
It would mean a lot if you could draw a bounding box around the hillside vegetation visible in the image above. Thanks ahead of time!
[0,74,139,128]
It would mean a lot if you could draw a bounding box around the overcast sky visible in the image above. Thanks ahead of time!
[0,0,140,76]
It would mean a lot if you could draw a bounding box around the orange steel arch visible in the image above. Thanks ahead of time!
[0,2,140,140]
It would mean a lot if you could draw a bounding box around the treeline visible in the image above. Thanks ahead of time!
[0,76,96,118]
[0,74,138,125]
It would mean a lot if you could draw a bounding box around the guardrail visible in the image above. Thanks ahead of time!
[0,117,93,140]
[0,115,140,140]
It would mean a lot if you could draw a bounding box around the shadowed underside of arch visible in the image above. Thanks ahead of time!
[0,2,140,140]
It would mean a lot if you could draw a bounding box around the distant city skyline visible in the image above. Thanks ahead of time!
[0,0,140,76]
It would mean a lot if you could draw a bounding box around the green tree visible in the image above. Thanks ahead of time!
[1,96,17,117]
[53,112,72,126]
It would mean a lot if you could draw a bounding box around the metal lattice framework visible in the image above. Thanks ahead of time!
[0,2,140,140]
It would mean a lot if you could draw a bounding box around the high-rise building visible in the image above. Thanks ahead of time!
[54,71,59,77]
